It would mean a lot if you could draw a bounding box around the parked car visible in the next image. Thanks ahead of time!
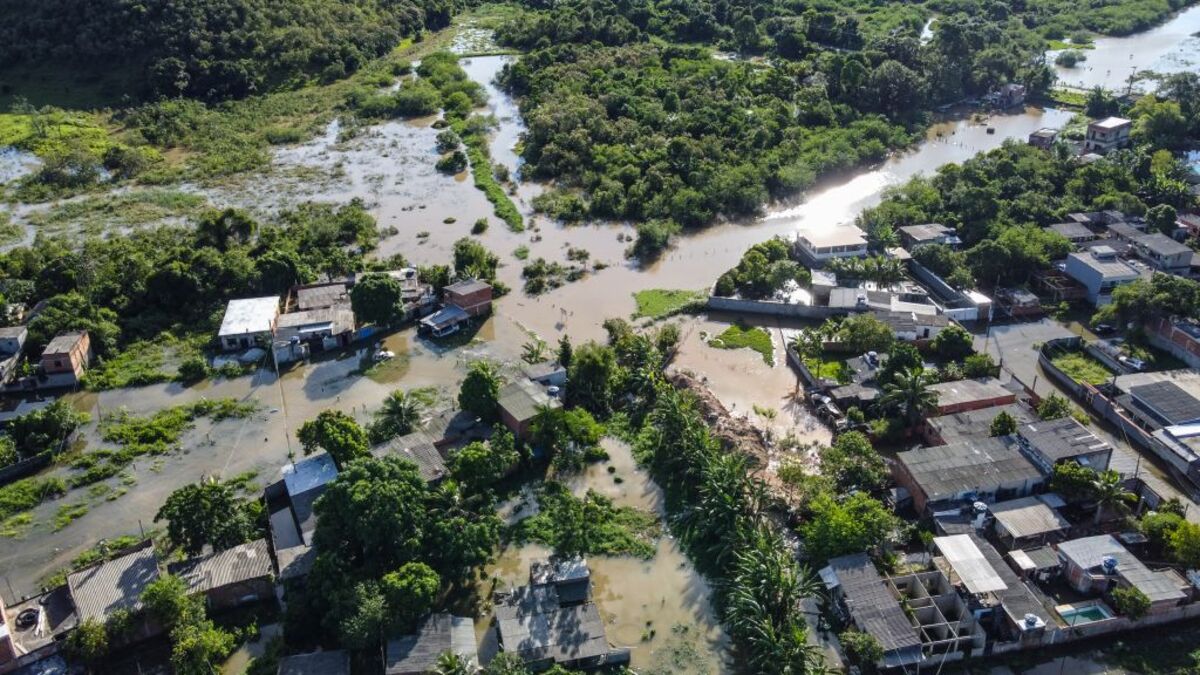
[1118,355,1146,371]
[1093,323,1115,335]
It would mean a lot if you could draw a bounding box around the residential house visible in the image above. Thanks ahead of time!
[272,304,356,364]
[1083,117,1132,154]
[1147,317,1200,369]
[821,553,925,670]
[218,296,280,351]
[265,452,339,582]
[993,83,1026,108]
[294,281,350,312]
[444,279,493,317]
[1105,221,1147,243]
[371,433,448,484]
[523,361,567,388]
[1131,234,1192,275]
[66,541,162,642]
[168,539,275,612]
[0,326,27,357]
[872,310,950,342]
[794,225,868,265]
[39,331,91,388]
[1028,128,1059,149]
[1014,417,1112,475]
[1110,371,1200,487]
[385,613,476,675]
[498,379,561,440]
[1057,535,1188,614]
[1048,222,1098,245]
[892,436,1044,513]
[995,287,1042,318]
[278,651,351,675]
[1063,247,1141,307]
[988,496,1071,549]
[898,223,961,250]
[493,558,629,670]
[924,403,1033,446]
[932,534,1051,642]
[0,586,76,674]
[928,377,1018,415]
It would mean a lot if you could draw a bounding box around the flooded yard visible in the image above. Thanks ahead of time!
[481,438,731,673]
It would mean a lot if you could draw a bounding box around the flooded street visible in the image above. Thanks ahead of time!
[483,438,731,673]
[1050,5,1200,92]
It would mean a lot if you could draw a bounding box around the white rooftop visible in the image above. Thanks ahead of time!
[796,225,868,249]
[282,452,338,496]
[935,534,1008,594]
[218,296,280,337]
[1091,116,1131,130]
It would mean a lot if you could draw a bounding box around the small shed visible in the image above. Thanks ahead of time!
[989,496,1071,548]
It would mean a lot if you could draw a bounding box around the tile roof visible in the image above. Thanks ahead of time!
[826,553,920,653]
[385,613,477,675]
[67,543,160,622]
[167,539,274,594]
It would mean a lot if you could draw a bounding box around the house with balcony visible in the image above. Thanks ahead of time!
[1083,117,1132,154]
[1063,247,1141,306]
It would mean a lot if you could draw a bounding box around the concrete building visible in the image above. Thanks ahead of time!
[0,326,27,357]
[1057,535,1188,614]
[928,377,1018,415]
[1083,117,1132,154]
[1014,417,1112,474]
[1028,128,1059,149]
[38,331,91,388]
[898,223,961,250]
[273,303,356,363]
[1131,234,1192,275]
[892,436,1044,513]
[168,539,275,612]
[794,226,868,265]
[493,559,629,670]
[1048,221,1098,245]
[218,296,280,351]
[498,379,561,440]
[266,452,339,582]
[444,279,493,317]
[1063,247,1141,306]
[1147,317,1200,369]
[872,310,950,342]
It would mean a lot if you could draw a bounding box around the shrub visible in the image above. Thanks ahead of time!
[471,218,488,235]
[436,150,468,173]
[1111,586,1150,620]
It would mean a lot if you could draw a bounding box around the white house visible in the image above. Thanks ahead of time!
[795,226,868,265]
[217,297,280,351]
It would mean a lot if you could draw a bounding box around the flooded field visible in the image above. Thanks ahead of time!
[481,438,731,673]
[1050,4,1200,92]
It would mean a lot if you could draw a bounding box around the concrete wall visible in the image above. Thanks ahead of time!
[706,295,839,319]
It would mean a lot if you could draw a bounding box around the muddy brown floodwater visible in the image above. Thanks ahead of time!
[481,438,731,674]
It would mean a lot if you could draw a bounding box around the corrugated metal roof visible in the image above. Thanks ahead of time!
[827,553,921,653]
[371,436,447,483]
[897,436,1041,502]
[385,613,476,675]
[43,332,85,355]
[990,497,1070,540]
[496,598,610,665]
[167,539,273,594]
[278,650,350,675]
[67,544,160,622]
[1058,535,1187,604]
[498,379,560,424]
[935,535,1008,594]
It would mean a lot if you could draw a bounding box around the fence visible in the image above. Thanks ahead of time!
[0,452,52,487]
[705,295,839,319]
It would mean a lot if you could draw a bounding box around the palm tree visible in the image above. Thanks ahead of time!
[880,367,938,428]
[521,339,547,364]
[370,389,424,443]
[1091,470,1135,524]
[433,651,475,675]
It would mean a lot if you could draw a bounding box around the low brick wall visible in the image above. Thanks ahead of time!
[706,295,839,319]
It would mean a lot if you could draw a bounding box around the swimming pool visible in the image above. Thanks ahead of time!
[1056,602,1114,625]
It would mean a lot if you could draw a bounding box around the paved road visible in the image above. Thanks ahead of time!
[973,319,1076,397]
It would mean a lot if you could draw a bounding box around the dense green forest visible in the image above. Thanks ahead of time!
[0,0,453,100]
[498,0,1160,229]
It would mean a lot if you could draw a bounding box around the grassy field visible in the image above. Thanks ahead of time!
[1051,350,1114,385]
[805,355,852,384]
[633,289,705,319]
[708,324,775,365]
